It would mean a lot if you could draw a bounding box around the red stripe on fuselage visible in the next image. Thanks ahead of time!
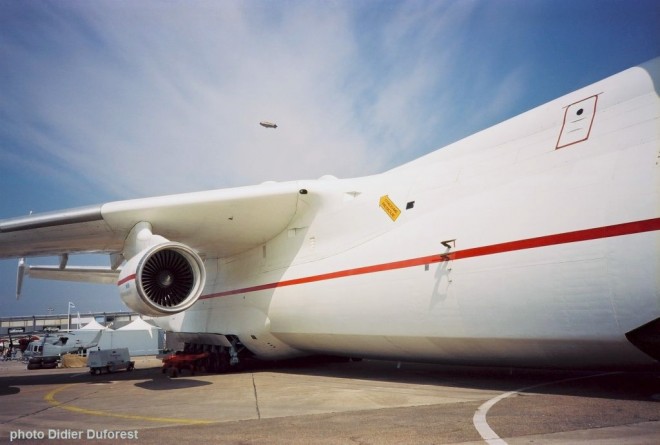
[445,218,660,261]
[141,218,660,298]
[117,274,136,287]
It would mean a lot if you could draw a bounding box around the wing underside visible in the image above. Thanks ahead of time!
[0,181,302,261]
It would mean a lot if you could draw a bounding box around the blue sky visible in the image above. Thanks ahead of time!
[1,0,659,317]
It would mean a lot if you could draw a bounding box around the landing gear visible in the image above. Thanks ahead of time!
[163,337,249,376]
[228,337,242,368]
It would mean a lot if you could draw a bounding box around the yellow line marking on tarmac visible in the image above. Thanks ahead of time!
[44,384,215,425]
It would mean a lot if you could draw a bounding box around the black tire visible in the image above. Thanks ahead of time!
[27,363,42,370]
[42,357,57,364]
[28,357,43,365]
[42,362,57,369]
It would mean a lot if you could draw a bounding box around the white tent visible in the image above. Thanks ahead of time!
[117,318,156,332]
[97,318,163,356]
[79,320,108,330]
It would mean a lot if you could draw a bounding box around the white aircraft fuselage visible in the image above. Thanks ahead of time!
[2,58,659,369]
[158,59,660,368]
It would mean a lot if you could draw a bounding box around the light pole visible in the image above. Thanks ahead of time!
[67,302,75,332]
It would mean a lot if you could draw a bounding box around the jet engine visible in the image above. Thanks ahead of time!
[118,242,206,317]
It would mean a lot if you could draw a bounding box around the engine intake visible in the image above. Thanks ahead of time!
[118,242,206,317]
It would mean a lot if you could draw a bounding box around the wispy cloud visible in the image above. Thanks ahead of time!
[1,1,485,199]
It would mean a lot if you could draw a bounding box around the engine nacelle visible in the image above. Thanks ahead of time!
[118,242,206,317]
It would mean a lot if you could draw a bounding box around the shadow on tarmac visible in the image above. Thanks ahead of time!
[243,356,660,403]
[1,356,659,402]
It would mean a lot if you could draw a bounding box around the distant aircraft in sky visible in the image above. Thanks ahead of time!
[259,121,278,129]
[1,58,659,371]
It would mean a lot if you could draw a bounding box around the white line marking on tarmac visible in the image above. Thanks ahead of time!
[473,389,517,445]
[472,372,620,444]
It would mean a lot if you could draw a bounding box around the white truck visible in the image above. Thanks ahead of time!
[88,348,135,375]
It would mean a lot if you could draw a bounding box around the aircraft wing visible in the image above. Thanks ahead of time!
[0,181,302,260]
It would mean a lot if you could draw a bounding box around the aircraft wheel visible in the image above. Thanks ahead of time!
[27,363,42,370]
[42,362,57,369]
[28,357,43,365]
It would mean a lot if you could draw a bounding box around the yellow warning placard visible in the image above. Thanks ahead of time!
[379,195,401,221]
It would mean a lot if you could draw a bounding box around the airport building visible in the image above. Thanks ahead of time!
[0,311,141,333]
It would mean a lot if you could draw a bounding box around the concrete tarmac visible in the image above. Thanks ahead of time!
[0,357,658,444]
